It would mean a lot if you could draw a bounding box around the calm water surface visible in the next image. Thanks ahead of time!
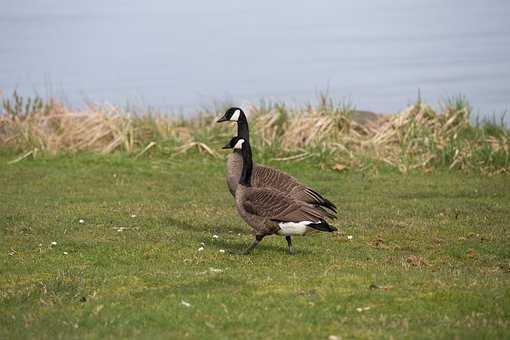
[1,0,509,118]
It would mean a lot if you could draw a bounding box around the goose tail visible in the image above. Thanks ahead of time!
[304,188,337,213]
[307,220,337,232]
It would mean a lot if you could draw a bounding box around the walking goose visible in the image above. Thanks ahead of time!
[231,137,337,254]
[222,136,335,220]
[217,107,337,218]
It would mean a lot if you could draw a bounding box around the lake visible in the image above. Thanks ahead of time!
[1,0,509,120]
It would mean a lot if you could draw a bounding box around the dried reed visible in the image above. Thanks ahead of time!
[1,92,508,175]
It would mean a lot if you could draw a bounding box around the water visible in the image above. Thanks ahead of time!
[1,0,509,120]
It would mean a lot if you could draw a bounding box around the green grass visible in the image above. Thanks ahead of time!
[1,150,509,339]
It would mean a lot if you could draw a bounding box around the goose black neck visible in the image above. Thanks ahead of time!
[237,113,250,141]
[239,141,253,186]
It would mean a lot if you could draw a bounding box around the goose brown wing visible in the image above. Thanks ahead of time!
[289,186,337,214]
[252,165,337,214]
[252,166,298,193]
[242,188,325,222]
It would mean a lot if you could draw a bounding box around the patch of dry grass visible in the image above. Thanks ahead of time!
[1,91,508,174]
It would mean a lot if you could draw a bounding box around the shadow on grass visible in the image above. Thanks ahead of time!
[209,237,313,256]
[164,216,246,234]
[164,216,313,255]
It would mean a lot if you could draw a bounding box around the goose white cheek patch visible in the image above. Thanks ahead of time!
[233,139,245,150]
[230,109,241,121]
[277,221,313,236]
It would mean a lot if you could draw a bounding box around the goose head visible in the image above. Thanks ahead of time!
[222,136,242,149]
[216,107,245,123]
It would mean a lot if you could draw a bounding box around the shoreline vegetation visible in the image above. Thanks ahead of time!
[0,91,508,175]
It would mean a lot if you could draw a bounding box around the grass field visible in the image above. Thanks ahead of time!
[1,150,509,339]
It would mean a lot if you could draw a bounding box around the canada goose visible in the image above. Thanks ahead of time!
[222,136,335,220]
[232,137,337,255]
[217,107,337,217]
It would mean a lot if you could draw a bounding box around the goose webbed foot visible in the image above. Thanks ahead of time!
[242,235,264,254]
[231,235,264,255]
[286,236,295,255]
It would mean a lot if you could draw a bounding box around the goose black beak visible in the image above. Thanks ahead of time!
[222,143,232,149]
[216,115,228,123]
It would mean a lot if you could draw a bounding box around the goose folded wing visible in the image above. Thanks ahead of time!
[289,186,337,212]
[253,165,337,213]
[252,166,292,191]
[242,188,324,222]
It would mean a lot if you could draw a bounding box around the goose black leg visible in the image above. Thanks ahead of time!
[242,235,264,255]
[286,236,295,255]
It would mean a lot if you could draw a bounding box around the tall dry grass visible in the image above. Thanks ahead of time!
[1,91,508,174]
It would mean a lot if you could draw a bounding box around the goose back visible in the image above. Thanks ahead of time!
[226,153,336,216]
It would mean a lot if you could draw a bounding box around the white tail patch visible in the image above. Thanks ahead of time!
[230,109,241,121]
[277,221,314,236]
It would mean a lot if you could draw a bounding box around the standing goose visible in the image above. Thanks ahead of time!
[217,107,337,218]
[232,137,337,255]
[222,136,335,221]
